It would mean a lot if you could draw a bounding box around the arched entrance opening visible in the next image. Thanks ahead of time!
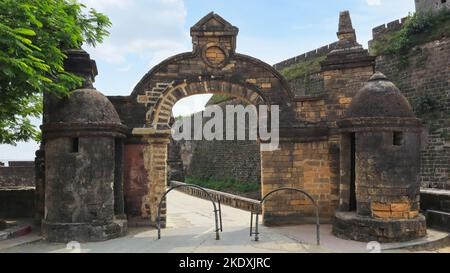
[169,93,263,200]
[132,81,270,228]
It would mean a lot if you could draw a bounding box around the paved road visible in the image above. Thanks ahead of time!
[1,191,448,253]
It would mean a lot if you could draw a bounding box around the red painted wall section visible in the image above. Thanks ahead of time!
[123,144,149,218]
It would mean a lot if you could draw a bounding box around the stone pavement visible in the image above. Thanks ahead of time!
[1,191,448,253]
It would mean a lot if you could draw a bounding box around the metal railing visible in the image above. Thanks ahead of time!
[250,187,320,245]
[157,184,223,240]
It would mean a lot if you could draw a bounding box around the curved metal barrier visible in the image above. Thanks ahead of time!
[250,187,320,245]
[157,184,223,240]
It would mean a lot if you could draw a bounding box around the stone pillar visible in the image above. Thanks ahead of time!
[134,129,171,227]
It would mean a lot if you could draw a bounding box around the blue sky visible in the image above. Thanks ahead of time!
[0,0,415,162]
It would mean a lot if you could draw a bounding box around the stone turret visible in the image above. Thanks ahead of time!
[333,72,427,243]
[41,49,128,242]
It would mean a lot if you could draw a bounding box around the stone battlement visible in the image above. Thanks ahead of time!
[371,17,409,41]
[273,42,338,71]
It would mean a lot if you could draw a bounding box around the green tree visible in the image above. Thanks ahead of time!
[0,0,111,145]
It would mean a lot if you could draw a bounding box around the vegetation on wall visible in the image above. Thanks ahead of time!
[411,93,443,133]
[207,94,232,105]
[371,9,450,68]
[280,55,326,81]
[185,176,260,199]
[411,93,441,117]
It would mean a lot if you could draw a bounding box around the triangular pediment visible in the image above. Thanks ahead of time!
[191,12,238,33]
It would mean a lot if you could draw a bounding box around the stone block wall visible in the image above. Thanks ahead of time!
[0,161,35,188]
[0,188,35,218]
[373,37,450,189]
[177,98,261,184]
[180,139,261,184]
[288,73,325,97]
[295,98,327,123]
[0,161,36,219]
[415,0,450,14]
[261,141,336,224]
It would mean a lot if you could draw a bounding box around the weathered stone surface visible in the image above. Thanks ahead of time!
[333,71,426,241]
[333,211,427,243]
[41,219,127,243]
[421,189,450,232]
[373,37,450,190]
[41,49,128,242]
[46,89,122,124]
[0,188,35,218]
[415,0,450,14]
[176,98,261,186]
[425,210,450,232]
[344,73,415,119]
[0,162,34,188]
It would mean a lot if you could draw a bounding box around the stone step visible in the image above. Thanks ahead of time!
[421,189,450,212]
[426,210,450,232]
[156,83,170,89]
[0,224,32,241]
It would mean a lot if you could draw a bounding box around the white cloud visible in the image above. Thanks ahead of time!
[80,0,190,67]
[172,95,213,117]
[117,64,132,72]
[366,0,381,6]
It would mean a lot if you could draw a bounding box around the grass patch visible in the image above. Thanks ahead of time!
[185,176,260,195]
[280,55,326,81]
[207,94,232,105]
[371,9,450,68]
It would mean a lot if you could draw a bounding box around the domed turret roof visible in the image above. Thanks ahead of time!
[49,88,121,124]
[344,72,415,119]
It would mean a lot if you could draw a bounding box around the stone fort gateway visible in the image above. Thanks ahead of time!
[1,1,449,245]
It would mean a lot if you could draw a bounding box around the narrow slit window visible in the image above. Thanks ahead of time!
[72,138,79,153]
[393,132,403,146]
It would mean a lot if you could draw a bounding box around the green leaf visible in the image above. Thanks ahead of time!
[0,0,111,144]
[13,28,36,36]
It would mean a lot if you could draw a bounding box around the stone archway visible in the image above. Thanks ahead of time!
[120,12,325,227]
[149,79,268,130]
[133,80,269,225]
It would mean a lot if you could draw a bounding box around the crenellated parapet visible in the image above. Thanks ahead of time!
[273,42,339,71]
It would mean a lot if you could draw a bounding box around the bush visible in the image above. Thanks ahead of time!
[208,94,232,105]
[280,55,326,81]
[185,176,260,195]
[371,9,450,68]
